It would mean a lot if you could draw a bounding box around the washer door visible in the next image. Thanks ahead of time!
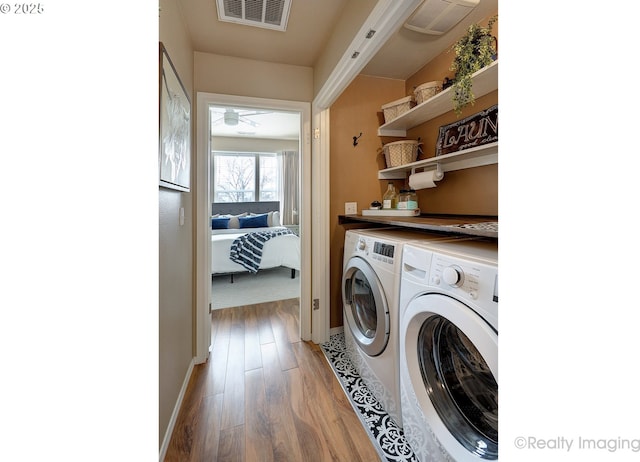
[403,293,498,460]
[342,256,389,357]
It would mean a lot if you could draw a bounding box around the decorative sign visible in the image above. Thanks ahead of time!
[436,104,498,156]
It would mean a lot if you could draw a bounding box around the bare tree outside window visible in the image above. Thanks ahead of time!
[213,152,279,203]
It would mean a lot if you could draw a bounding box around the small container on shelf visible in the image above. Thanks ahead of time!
[382,182,398,209]
[413,81,442,104]
[381,95,415,123]
[397,189,419,210]
[442,76,455,90]
[382,140,420,168]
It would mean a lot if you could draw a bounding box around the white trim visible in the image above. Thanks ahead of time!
[314,0,423,109]
[311,106,330,344]
[330,326,344,337]
[159,358,196,462]
[195,93,312,345]
[195,93,213,364]
[299,102,312,341]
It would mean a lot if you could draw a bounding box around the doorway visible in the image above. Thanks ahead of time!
[209,104,301,309]
[195,93,311,363]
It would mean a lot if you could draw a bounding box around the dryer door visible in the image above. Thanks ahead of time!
[342,256,389,357]
[403,293,498,461]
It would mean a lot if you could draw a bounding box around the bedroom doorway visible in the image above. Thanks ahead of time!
[195,93,312,362]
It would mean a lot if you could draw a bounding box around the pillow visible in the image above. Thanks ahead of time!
[227,212,247,229]
[250,211,281,227]
[239,213,269,228]
[271,211,281,227]
[212,217,230,229]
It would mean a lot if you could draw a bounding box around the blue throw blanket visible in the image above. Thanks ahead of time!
[229,228,294,273]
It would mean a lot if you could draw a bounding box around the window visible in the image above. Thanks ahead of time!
[213,152,279,203]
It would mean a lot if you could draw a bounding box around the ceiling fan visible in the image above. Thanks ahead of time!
[211,107,272,127]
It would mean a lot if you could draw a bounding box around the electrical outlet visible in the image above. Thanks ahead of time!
[345,202,357,215]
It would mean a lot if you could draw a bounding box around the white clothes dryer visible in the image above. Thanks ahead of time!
[341,228,470,428]
[399,239,498,461]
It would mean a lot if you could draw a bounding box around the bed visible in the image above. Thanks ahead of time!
[211,201,300,282]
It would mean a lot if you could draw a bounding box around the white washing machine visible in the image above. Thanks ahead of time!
[399,239,498,461]
[341,228,470,428]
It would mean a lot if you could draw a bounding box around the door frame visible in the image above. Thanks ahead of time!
[195,93,311,363]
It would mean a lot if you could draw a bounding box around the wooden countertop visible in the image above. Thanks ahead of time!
[338,213,498,239]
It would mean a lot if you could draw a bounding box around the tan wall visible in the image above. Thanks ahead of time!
[329,12,499,328]
[194,52,314,102]
[159,0,195,447]
[329,75,405,328]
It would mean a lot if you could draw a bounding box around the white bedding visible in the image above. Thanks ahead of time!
[211,226,300,274]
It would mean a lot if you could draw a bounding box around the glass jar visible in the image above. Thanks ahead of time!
[398,189,418,210]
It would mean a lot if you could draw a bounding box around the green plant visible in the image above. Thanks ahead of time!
[450,15,497,115]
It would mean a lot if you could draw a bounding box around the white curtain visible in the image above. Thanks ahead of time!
[278,151,299,225]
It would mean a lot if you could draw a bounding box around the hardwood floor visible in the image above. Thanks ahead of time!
[164,298,380,462]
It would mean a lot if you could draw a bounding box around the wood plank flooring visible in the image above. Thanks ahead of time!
[164,298,380,462]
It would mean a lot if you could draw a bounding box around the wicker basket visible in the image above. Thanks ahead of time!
[382,140,420,168]
[414,81,442,104]
[381,96,415,123]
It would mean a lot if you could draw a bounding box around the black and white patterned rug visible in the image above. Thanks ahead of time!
[320,333,418,462]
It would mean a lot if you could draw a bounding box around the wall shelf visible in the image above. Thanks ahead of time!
[378,141,497,180]
[377,60,498,137]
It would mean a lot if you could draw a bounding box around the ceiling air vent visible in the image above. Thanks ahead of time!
[216,0,291,32]
[404,0,479,35]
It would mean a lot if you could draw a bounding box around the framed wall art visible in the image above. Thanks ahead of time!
[159,42,191,192]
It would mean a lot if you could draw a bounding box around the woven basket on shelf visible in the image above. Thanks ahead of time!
[414,81,442,104]
[382,140,420,168]
[381,96,415,123]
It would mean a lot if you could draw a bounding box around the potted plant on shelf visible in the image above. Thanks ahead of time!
[449,15,497,115]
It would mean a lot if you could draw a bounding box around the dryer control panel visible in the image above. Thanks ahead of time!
[430,253,498,310]
[372,241,395,264]
[353,236,396,265]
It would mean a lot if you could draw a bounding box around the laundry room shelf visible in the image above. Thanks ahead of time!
[361,208,421,217]
[378,141,498,180]
[377,60,498,137]
[338,213,498,239]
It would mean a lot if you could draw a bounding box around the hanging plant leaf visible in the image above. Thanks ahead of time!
[449,15,497,116]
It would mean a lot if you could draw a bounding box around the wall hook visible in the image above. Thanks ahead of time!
[353,133,362,147]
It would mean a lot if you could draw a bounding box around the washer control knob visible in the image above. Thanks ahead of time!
[443,265,464,287]
[358,239,366,251]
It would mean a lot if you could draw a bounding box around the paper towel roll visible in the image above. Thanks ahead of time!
[409,170,441,189]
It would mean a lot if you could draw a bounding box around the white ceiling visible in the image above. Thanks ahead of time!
[210,105,300,139]
[179,0,498,138]
[178,0,348,68]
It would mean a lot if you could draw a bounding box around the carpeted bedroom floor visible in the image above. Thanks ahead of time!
[211,266,300,309]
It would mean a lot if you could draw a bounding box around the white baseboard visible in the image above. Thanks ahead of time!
[330,326,344,336]
[159,357,196,461]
